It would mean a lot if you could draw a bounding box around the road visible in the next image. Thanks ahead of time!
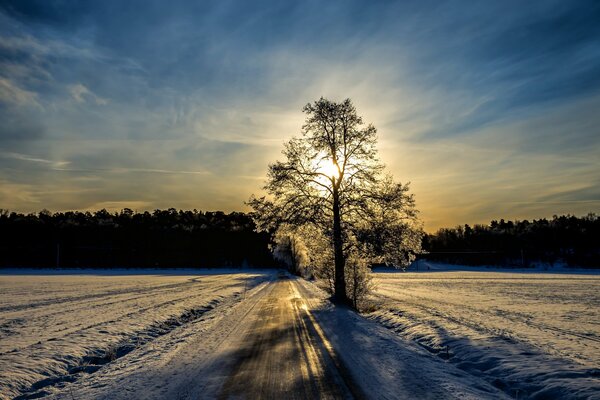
[35,272,507,400]
[218,276,354,399]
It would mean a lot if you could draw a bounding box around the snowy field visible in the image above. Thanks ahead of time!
[369,263,600,399]
[2,267,599,400]
[0,269,272,399]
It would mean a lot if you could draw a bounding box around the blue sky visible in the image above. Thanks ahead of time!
[1,0,599,230]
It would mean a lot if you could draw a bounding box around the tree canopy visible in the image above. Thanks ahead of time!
[249,98,422,305]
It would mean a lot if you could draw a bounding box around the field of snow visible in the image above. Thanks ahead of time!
[369,263,600,399]
[2,266,598,399]
[57,275,509,400]
[0,269,273,400]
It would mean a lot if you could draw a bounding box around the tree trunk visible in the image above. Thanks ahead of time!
[332,187,348,304]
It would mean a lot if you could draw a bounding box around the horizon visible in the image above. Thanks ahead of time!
[1,206,598,235]
[1,1,599,231]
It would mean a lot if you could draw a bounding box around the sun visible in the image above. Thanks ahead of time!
[317,159,339,179]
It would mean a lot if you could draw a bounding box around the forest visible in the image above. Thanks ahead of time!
[0,208,275,268]
[1,209,598,269]
[422,213,600,267]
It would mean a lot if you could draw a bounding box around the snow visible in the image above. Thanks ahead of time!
[0,269,274,399]
[378,260,600,275]
[83,274,507,399]
[2,266,598,399]
[368,262,600,399]
[294,278,510,399]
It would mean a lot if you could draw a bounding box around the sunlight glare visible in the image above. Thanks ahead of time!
[317,160,339,179]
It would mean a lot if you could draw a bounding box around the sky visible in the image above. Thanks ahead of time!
[0,0,599,232]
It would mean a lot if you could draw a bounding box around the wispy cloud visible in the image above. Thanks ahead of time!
[53,166,210,175]
[0,77,39,106]
[0,1,598,229]
[68,84,108,105]
[1,152,70,168]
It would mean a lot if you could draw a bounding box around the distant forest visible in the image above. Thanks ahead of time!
[1,210,598,269]
[0,209,276,268]
[423,214,600,268]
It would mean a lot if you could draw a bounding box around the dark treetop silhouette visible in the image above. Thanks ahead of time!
[423,213,600,268]
[249,98,422,305]
[0,208,275,268]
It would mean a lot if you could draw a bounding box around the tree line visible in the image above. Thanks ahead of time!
[0,208,276,268]
[422,213,600,268]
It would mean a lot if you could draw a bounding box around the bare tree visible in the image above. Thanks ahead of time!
[249,98,422,305]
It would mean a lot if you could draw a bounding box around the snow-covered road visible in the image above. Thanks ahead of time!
[1,270,508,399]
[215,277,353,399]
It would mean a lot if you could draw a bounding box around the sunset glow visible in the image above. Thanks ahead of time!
[0,2,598,231]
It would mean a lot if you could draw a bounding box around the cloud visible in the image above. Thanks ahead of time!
[68,83,108,105]
[55,166,210,175]
[0,1,598,230]
[0,77,38,106]
[0,152,70,169]
[383,93,600,229]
